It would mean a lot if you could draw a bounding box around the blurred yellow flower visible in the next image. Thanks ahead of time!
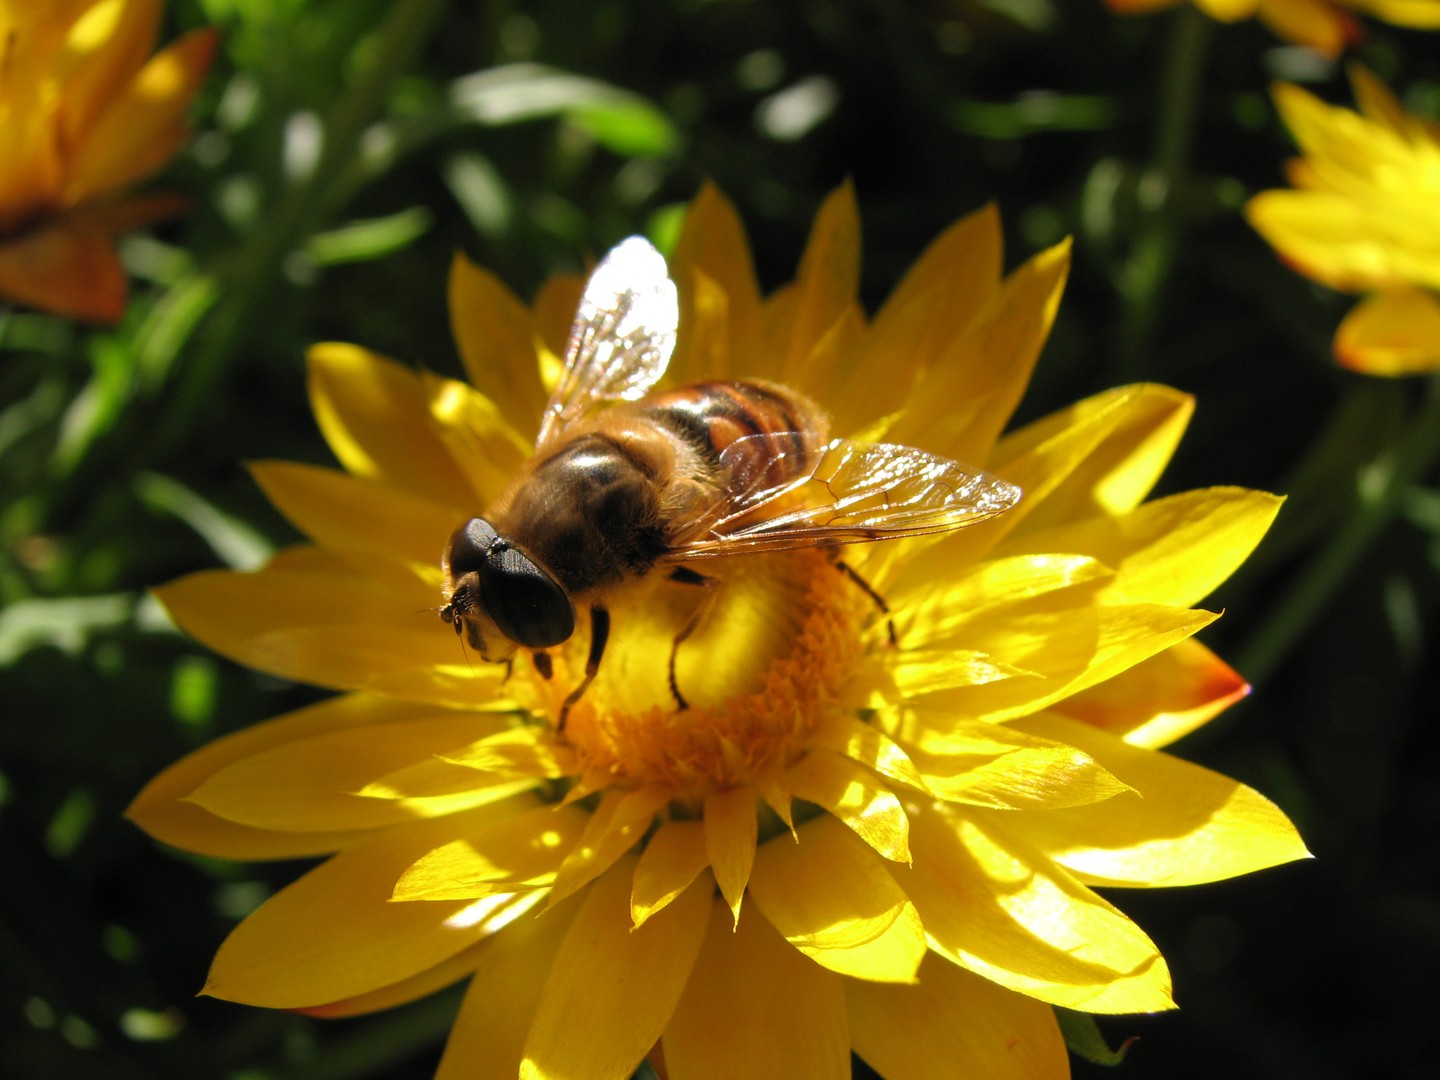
[0,0,216,322]
[130,186,1308,1079]
[1106,0,1440,56]
[1247,67,1440,374]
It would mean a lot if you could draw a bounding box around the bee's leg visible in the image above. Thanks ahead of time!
[532,650,553,680]
[557,605,610,732]
[836,559,897,645]
[667,566,720,711]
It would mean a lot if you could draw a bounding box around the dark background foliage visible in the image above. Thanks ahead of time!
[2,1,1438,1077]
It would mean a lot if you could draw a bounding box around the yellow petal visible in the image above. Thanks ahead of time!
[749,815,925,983]
[393,803,588,900]
[1335,287,1440,375]
[65,27,217,202]
[828,203,1004,436]
[995,383,1195,527]
[901,804,1174,1013]
[895,551,1110,653]
[1256,0,1349,56]
[890,648,1039,695]
[632,820,711,927]
[1000,486,1283,608]
[448,252,550,431]
[808,711,927,792]
[847,954,1068,1080]
[904,720,1132,811]
[521,858,711,1080]
[421,371,532,504]
[308,344,476,509]
[1054,637,1249,748]
[531,272,585,379]
[885,238,1072,466]
[999,714,1311,886]
[53,0,163,150]
[186,715,518,832]
[435,899,578,1080]
[670,183,762,384]
[298,933,495,1018]
[780,180,860,383]
[154,552,507,705]
[440,727,573,779]
[126,693,437,860]
[786,749,911,863]
[704,787,758,924]
[248,461,456,590]
[204,805,529,1008]
[665,900,850,1080]
[546,787,668,907]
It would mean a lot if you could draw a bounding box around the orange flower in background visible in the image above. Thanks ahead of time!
[1247,67,1440,374]
[1106,0,1440,56]
[129,186,1308,1078]
[0,0,216,322]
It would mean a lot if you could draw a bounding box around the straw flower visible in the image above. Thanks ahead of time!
[0,0,216,322]
[130,186,1308,1079]
[1247,67,1440,374]
[1105,0,1440,56]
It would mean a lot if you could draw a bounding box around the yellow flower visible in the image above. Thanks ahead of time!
[1106,0,1440,56]
[129,186,1308,1079]
[1247,67,1440,374]
[0,0,216,322]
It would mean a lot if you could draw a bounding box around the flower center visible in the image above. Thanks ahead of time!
[526,549,874,803]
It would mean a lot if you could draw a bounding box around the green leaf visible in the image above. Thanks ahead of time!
[1055,1007,1137,1067]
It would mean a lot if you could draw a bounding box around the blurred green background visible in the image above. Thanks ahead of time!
[3,1,1438,1077]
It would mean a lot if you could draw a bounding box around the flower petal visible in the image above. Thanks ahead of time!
[786,749,911,863]
[885,238,1071,466]
[0,215,127,321]
[204,805,532,1008]
[1334,287,1440,375]
[546,787,668,907]
[393,803,588,900]
[900,804,1174,1013]
[520,857,711,1080]
[448,252,550,430]
[299,934,494,1018]
[126,694,438,859]
[65,27,217,202]
[779,181,861,384]
[848,954,1068,1080]
[1000,486,1283,608]
[1054,638,1249,748]
[830,203,1004,437]
[248,461,457,590]
[307,344,476,509]
[998,714,1311,886]
[904,719,1132,811]
[187,715,518,831]
[670,184,762,384]
[704,787,758,924]
[664,900,850,1080]
[632,820,711,927]
[421,371,533,504]
[436,898,579,1080]
[154,550,508,706]
[749,815,925,983]
[809,712,926,792]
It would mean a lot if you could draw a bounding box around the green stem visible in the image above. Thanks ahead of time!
[143,0,450,463]
[1113,5,1212,382]
[1236,374,1440,685]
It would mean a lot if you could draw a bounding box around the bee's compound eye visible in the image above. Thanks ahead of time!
[446,518,501,577]
[480,546,575,649]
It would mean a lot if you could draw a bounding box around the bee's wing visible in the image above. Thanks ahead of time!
[536,236,679,448]
[666,437,1021,558]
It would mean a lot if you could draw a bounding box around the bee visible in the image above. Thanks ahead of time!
[441,236,1021,725]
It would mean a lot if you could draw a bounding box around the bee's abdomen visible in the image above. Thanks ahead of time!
[643,380,825,493]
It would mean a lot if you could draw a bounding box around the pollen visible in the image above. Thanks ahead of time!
[538,549,875,802]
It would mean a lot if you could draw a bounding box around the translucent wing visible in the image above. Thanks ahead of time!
[536,236,678,448]
[666,437,1021,559]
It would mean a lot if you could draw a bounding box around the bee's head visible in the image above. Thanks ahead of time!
[441,518,575,660]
